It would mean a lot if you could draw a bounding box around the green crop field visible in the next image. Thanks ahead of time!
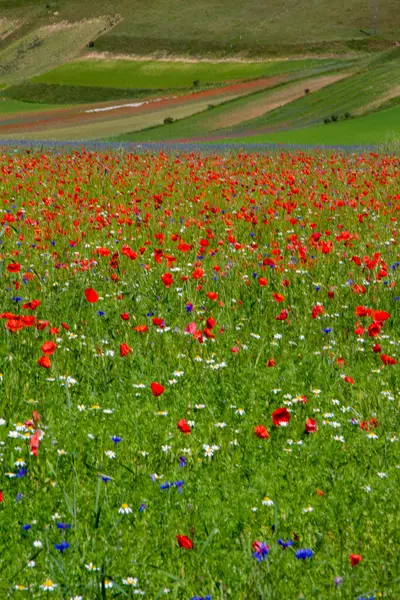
[0,99,60,114]
[224,104,400,146]
[32,58,340,90]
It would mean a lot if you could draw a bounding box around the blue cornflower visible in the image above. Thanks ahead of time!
[314,285,321,291]
[16,493,23,502]
[394,297,400,301]
[252,542,270,562]
[390,262,400,270]
[139,503,147,513]
[16,468,28,478]
[97,311,105,317]
[179,456,187,467]
[252,272,258,278]
[185,303,193,313]
[191,596,212,600]
[197,255,204,260]
[175,481,184,494]
[277,539,294,549]
[111,436,122,444]
[12,297,23,302]
[357,597,374,600]
[101,475,112,483]
[250,232,255,237]
[56,522,72,530]
[296,548,313,559]
[55,541,70,552]
[323,327,332,334]
[50,241,56,246]
[22,524,31,531]
[160,482,171,490]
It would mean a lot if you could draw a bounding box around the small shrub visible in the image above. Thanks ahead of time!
[164,117,174,124]
[344,112,352,119]
[331,114,339,122]
[208,104,215,109]
[324,117,331,124]
[88,41,95,48]
[304,88,310,95]
[193,80,200,87]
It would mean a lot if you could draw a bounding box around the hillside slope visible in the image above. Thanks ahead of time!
[0,0,399,61]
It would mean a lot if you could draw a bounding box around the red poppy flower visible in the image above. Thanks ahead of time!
[336,357,345,367]
[6,319,24,332]
[29,431,41,457]
[267,359,276,367]
[150,382,164,397]
[258,277,268,287]
[21,316,36,327]
[37,356,51,369]
[372,310,390,323]
[305,418,318,433]
[177,535,193,549]
[360,418,378,431]
[312,304,325,319]
[206,292,218,300]
[344,376,354,384]
[134,325,148,333]
[0,491,3,503]
[206,317,216,329]
[85,288,99,303]
[372,343,381,353]
[368,322,381,337]
[120,343,132,357]
[7,263,21,273]
[161,273,173,288]
[275,309,288,321]
[355,306,372,317]
[272,407,291,426]
[273,293,285,303]
[120,313,130,321]
[354,326,365,336]
[253,425,269,439]
[152,317,165,327]
[22,299,40,310]
[177,419,191,434]
[380,354,396,365]
[349,554,362,567]
[203,327,215,339]
[177,242,192,252]
[192,267,205,280]
[41,341,56,355]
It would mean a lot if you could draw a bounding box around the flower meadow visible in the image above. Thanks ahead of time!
[0,148,399,600]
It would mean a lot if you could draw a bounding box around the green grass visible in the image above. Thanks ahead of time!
[0,98,60,114]
[2,82,167,105]
[32,58,339,90]
[223,104,400,146]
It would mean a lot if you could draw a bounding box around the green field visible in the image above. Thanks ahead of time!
[112,49,400,144]
[0,0,399,62]
[225,104,400,146]
[0,98,60,114]
[32,58,342,90]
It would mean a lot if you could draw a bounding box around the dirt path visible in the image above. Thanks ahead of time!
[81,51,359,63]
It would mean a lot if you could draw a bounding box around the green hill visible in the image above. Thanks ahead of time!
[0,0,398,63]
